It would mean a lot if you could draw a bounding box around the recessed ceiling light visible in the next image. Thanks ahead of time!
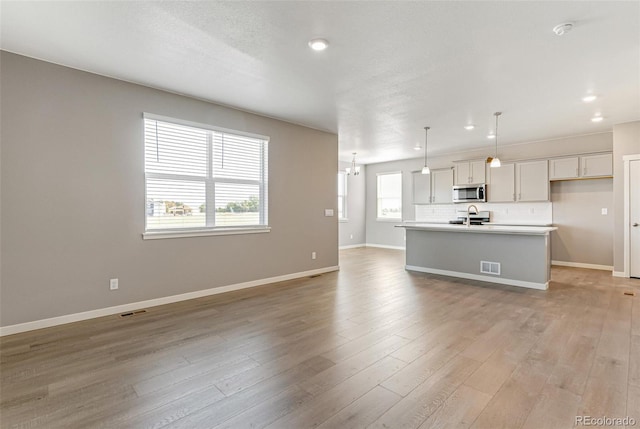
[553,22,574,36]
[464,125,475,130]
[591,115,604,123]
[308,38,329,51]
[582,94,597,103]
[487,133,495,139]
[413,145,422,151]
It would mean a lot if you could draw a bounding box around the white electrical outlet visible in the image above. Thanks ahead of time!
[601,208,608,215]
[110,278,119,290]
[311,252,317,260]
[324,209,334,217]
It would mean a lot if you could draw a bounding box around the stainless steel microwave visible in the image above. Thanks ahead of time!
[453,184,486,203]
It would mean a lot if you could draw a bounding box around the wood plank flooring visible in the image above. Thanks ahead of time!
[1,247,639,428]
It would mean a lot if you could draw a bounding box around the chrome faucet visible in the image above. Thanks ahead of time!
[466,204,479,227]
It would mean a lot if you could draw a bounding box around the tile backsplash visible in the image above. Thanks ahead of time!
[414,202,553,225]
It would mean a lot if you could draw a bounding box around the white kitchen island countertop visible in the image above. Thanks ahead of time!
[398,223,557,236]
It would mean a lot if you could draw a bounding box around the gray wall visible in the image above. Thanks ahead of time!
[613,121,640,272]
[365,159,420,248]
[338,161,366,248]
[0,52,338,327]
[365,132,613,251]
[551,179,613,266]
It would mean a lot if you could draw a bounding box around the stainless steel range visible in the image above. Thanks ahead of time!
[448,210,491,225]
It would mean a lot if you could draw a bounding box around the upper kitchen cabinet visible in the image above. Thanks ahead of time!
[487,163,515,202]
[549,153,612,180]
[454,160,486,185]
[432,168,454,204]
[516,160,549,201]
[412,171,431,204]
[487,160,548,202]
[581,153,613,178]
[412,168,453,204]
[549,157,579,180]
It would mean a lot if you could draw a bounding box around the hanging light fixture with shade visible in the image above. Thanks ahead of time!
[346,152,360,176]
[489,112,502,168]
[422,126,431,175]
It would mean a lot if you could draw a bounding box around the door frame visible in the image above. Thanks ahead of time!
[623,154,640,277]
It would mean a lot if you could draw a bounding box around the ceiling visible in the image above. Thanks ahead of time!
[2,1,639,164]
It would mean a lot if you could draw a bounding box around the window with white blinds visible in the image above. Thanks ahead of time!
[377,172,402,220]
[144,115,268,235]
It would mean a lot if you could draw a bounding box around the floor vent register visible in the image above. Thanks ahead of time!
[480,261,501,276]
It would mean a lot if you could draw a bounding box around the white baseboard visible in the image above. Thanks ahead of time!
[551,260,613,271]
[406,265,548,290]
[0,266,340,337]
[339,244,366,250]
[613,271,628,278]
[365,243,406,250]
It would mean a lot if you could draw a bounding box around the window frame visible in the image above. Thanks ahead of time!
[376,171,403,221]
[338,171,348,222]
[142,113,270,240]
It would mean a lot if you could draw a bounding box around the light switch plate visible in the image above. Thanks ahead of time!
[324,209,334,217]
[601,208,608,215]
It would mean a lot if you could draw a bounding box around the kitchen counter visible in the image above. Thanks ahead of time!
[397,223,557,290]
[400,223,556,235]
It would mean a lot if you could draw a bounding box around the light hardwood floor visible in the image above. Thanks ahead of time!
[1,247,639,429]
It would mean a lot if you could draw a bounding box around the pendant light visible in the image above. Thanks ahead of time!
[422,126,431,175]
[490,112,502,168]
[346,152,360,176]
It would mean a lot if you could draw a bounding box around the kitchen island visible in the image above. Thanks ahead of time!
[398,223,557,290]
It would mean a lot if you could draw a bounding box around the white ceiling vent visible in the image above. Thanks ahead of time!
[481,261,501,276]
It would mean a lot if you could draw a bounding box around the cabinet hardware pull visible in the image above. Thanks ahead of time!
[633,223,638,227]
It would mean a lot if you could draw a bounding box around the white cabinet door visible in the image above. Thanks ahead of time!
[516,160,549,201]
[630,160,640,278]
[549,157,579,180]
[581,153,613,177]
[454,162,471,185]
[412,171,432,204]
[454,160,485,185]
[469,160,486,184]
[432,168,454,204]
[487,163,515,202]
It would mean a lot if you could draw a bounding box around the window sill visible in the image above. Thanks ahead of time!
[143,226,271,240]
